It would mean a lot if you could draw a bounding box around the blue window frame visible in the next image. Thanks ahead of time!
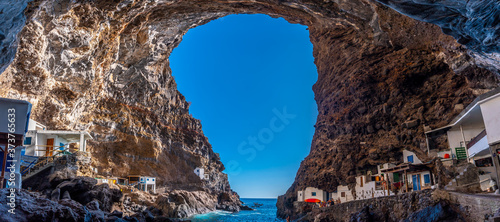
[423,174,431,184]
[24,137,32,145]
[312,192,316,196]
[407,155,414,163]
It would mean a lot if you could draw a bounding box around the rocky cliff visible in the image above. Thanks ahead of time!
[0,0,499,220]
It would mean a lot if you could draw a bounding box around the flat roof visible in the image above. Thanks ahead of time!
[36,130,93,141]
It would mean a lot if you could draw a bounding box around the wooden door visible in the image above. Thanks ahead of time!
[46,139,54,157]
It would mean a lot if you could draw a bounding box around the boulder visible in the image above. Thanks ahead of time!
[61,191,71,200]
[51,188,60,201]
[403,120,419,129]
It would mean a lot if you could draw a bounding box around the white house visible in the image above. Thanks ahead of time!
[336,185,354,203]
[194,167,209,180]
[128,175,156,193]
[23,119,92,157]
[354,174,394,201]
[425,87,500,191]
[297,187,329,202]
[380,150,435,192]
[403,150,422,164]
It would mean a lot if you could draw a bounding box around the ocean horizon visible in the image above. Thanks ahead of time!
[189,198,286,221]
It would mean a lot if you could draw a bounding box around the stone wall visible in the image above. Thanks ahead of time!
[295,189,500,222]
[449,192,500,222]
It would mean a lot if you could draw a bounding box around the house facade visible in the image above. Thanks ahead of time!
[336,185,354,203]
[127,175,156,193]
[403,150,434,191]
[297,187,329,202]
[23,119,92,157]
[425,87,500,191]
[194,167,209,180]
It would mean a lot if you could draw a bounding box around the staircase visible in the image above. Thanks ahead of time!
[21,156,57,180]
[21,148,74,180]
[445,164,480,191]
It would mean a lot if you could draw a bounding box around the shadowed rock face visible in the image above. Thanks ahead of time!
[0,0,499,219]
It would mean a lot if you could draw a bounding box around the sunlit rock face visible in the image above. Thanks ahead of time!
[0,0,498,219]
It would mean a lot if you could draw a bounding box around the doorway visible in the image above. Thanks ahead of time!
[46,138,54,157]
[412,174,421,191]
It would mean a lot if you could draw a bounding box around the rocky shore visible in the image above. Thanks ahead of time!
[2,175,245,222]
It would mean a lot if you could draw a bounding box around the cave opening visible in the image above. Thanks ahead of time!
[169,14,318,198]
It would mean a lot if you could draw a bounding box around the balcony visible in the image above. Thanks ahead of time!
[467,129,487,149]
[467,129,490,158]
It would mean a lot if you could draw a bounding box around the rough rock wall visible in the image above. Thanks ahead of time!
[0,0,233,193]
[0,0,498,219]
[377,0,500,71]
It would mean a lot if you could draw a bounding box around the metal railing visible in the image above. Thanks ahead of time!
[21,148,71,176]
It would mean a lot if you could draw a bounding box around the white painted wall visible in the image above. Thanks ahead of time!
[330,192,337,201]
[407,171,432,190]
[403,150,422,164]
[354,175,393,200]
[301,187,327,202]
[27,119,46,131]
[194,167,205,180]
[480,95,500,145]
[447,128,485,151]
[24,130,37,156]
[468,136,489,157]
[337,185,354,203]
[140,176,156,185]
[297,190,304,202]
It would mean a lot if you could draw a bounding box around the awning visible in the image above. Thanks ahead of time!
[304,198,321,203]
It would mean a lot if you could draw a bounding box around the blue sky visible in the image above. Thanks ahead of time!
[170,14,318,198]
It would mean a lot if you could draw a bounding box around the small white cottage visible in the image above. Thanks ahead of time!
[194,167,209,180]
[297,187,328,202]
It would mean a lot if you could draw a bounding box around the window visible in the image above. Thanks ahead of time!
[360,176,364,187]
[24,137,32,145]
[423,174,431,184]
[141,178,144,181]
[147,178,149,181]
[475,157,494,167]
[152,178,155,181]
[341,192,345,197]
[312,192,316,196]
[407,155,414,163]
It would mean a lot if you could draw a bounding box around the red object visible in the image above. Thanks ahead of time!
[305,198,321,203]
[444,153,450,159]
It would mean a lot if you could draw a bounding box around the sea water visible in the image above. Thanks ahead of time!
[189,198,286,222]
